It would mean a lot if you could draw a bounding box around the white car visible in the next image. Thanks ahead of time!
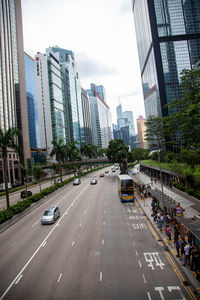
[41,205,60,225]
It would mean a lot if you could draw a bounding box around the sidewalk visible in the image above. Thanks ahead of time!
[131,168,200,298]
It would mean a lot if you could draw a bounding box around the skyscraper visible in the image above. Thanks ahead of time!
[0,0,30,185]
[132,0,200,120]
[46,46,85,147]
[81,88,92,144]
[87,85,113,148]
[24,52,39,148]
[35,52,67,155]
[136,116,147,149]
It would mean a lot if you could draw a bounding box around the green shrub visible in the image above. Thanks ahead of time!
[0,209,14,224]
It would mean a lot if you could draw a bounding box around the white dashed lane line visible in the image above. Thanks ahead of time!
[102,239,104,245]
[142,274,147,284]
[138,260,142,268]
[57,273,62,283]
[15,275,23,285]
[135,249,138,256]
[72,241,75,247]
[100,272,103,282]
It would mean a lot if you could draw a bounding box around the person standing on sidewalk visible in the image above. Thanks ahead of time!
[182,242,191,266]
[158,217,162,231]
[166,225,171,240]
[175,239,180,257]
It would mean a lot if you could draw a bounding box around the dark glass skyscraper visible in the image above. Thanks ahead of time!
[132,0,200,119]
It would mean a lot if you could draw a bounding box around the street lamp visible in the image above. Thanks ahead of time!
[158,148,166,231]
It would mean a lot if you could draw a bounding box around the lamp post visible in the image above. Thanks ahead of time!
[158,148,166,232]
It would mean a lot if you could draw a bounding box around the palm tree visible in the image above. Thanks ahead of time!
[66,142,82,176]
[20,164,28,194]
[33,163,43,192]
[0,128,20,209]
[50,139,65,182]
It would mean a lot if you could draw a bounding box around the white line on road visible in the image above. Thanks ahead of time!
[80,223,82,227]
[135,250,138,256]
[100,272,103,282]
[42,241,46,247]
[84,211,86,214]
[104,210,106,213]
[57,273,62,283]
[103,221,106,226]
[15,274,23,285]
[133,241,135,246]
[138,260,142,268]
[72,241,75,247]
[142,274,147,284]
[102,239,104,245]
[0,184,90,300]
[32,221,39,228]
[147,292,151,300]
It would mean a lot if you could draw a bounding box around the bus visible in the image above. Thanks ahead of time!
[118,175,135,202]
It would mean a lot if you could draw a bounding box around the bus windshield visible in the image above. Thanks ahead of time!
[121,179,133,191]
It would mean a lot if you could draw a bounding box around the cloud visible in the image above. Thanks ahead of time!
[76,53,118,79]
[118,0,132,15]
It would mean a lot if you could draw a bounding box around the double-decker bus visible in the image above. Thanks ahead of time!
[118,175,134,202]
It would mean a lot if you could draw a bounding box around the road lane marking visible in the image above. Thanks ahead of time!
[72,241,75,247]
[135,250,138,256]
[102,239,104,245]
[147,292,151,300]
[42,241,46,247]
[104,210,106,214]
[138,260,142,268]
[100,272,103,282]
[32,221,39,228]
[0,184,90,300]
[103,221,106,226]
[80,223,82,227]
[133,241,135,246]
[57,273,62,283]
[142,274,147,284]
[15,275,23,285]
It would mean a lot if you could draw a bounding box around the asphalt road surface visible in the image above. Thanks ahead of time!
[0,168,190,300]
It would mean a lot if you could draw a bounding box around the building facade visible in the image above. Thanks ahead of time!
[24,52,39,148]
[81,88,92,144]
[136,115,147,149]
[0,0,31,185]
[35,52,67,156]
[132,0,200,120]
[46,46,85,147]
[88,85,113,148]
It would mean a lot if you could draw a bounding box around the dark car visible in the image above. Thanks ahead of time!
[100,173,105,177]
[21,190,32,198]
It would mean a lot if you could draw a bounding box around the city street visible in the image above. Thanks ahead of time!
[0,169,190,300]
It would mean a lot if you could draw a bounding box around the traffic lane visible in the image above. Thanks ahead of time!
[3,175,106,299]
[0,178,91,297]
[121,202,189,299]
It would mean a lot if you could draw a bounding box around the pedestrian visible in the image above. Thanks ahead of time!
[183,243,191,266]
[154,177,157,184]
[160,213,164,224]
[180,239,186,260]
[151,177,153,186]
[166,225,171,240]
[174,225,179,242]
[153,212,157,223]
[175,239,180,257]
[157,217,162,231]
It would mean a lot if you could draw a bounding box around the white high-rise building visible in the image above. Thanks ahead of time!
[35,52,66,155]
[89,93,113,148]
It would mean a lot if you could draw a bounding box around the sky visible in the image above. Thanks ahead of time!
[21,0,145,126]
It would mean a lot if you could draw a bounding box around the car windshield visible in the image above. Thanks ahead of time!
[44,210,53,216]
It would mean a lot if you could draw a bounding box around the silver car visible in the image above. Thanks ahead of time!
[41,205,60,225]
[73,178,81,185]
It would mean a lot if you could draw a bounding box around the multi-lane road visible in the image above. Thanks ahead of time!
[0,168,191,299]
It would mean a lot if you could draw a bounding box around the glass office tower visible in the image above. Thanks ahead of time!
[24,52,39,148]
[0,0,30,185]
[132,0,200,119]
[46,46,85,147]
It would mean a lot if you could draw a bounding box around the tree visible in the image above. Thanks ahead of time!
[0,128,20,209]
[80,143,95,159]
[107,139,129,173]
[33,163,43,192]
[65,142,82,176]
[167,69,200,149]
[50,139,66,182]
[97,147,106,158]
[131,148,149,162]
[145,115,168,151]
[20,164,28,194]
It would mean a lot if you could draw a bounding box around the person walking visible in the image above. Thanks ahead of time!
[166,225,171,240]
[183,243,191,266]
[175,239,180,257]
[180,239,186,260]
[158,217,162,232]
